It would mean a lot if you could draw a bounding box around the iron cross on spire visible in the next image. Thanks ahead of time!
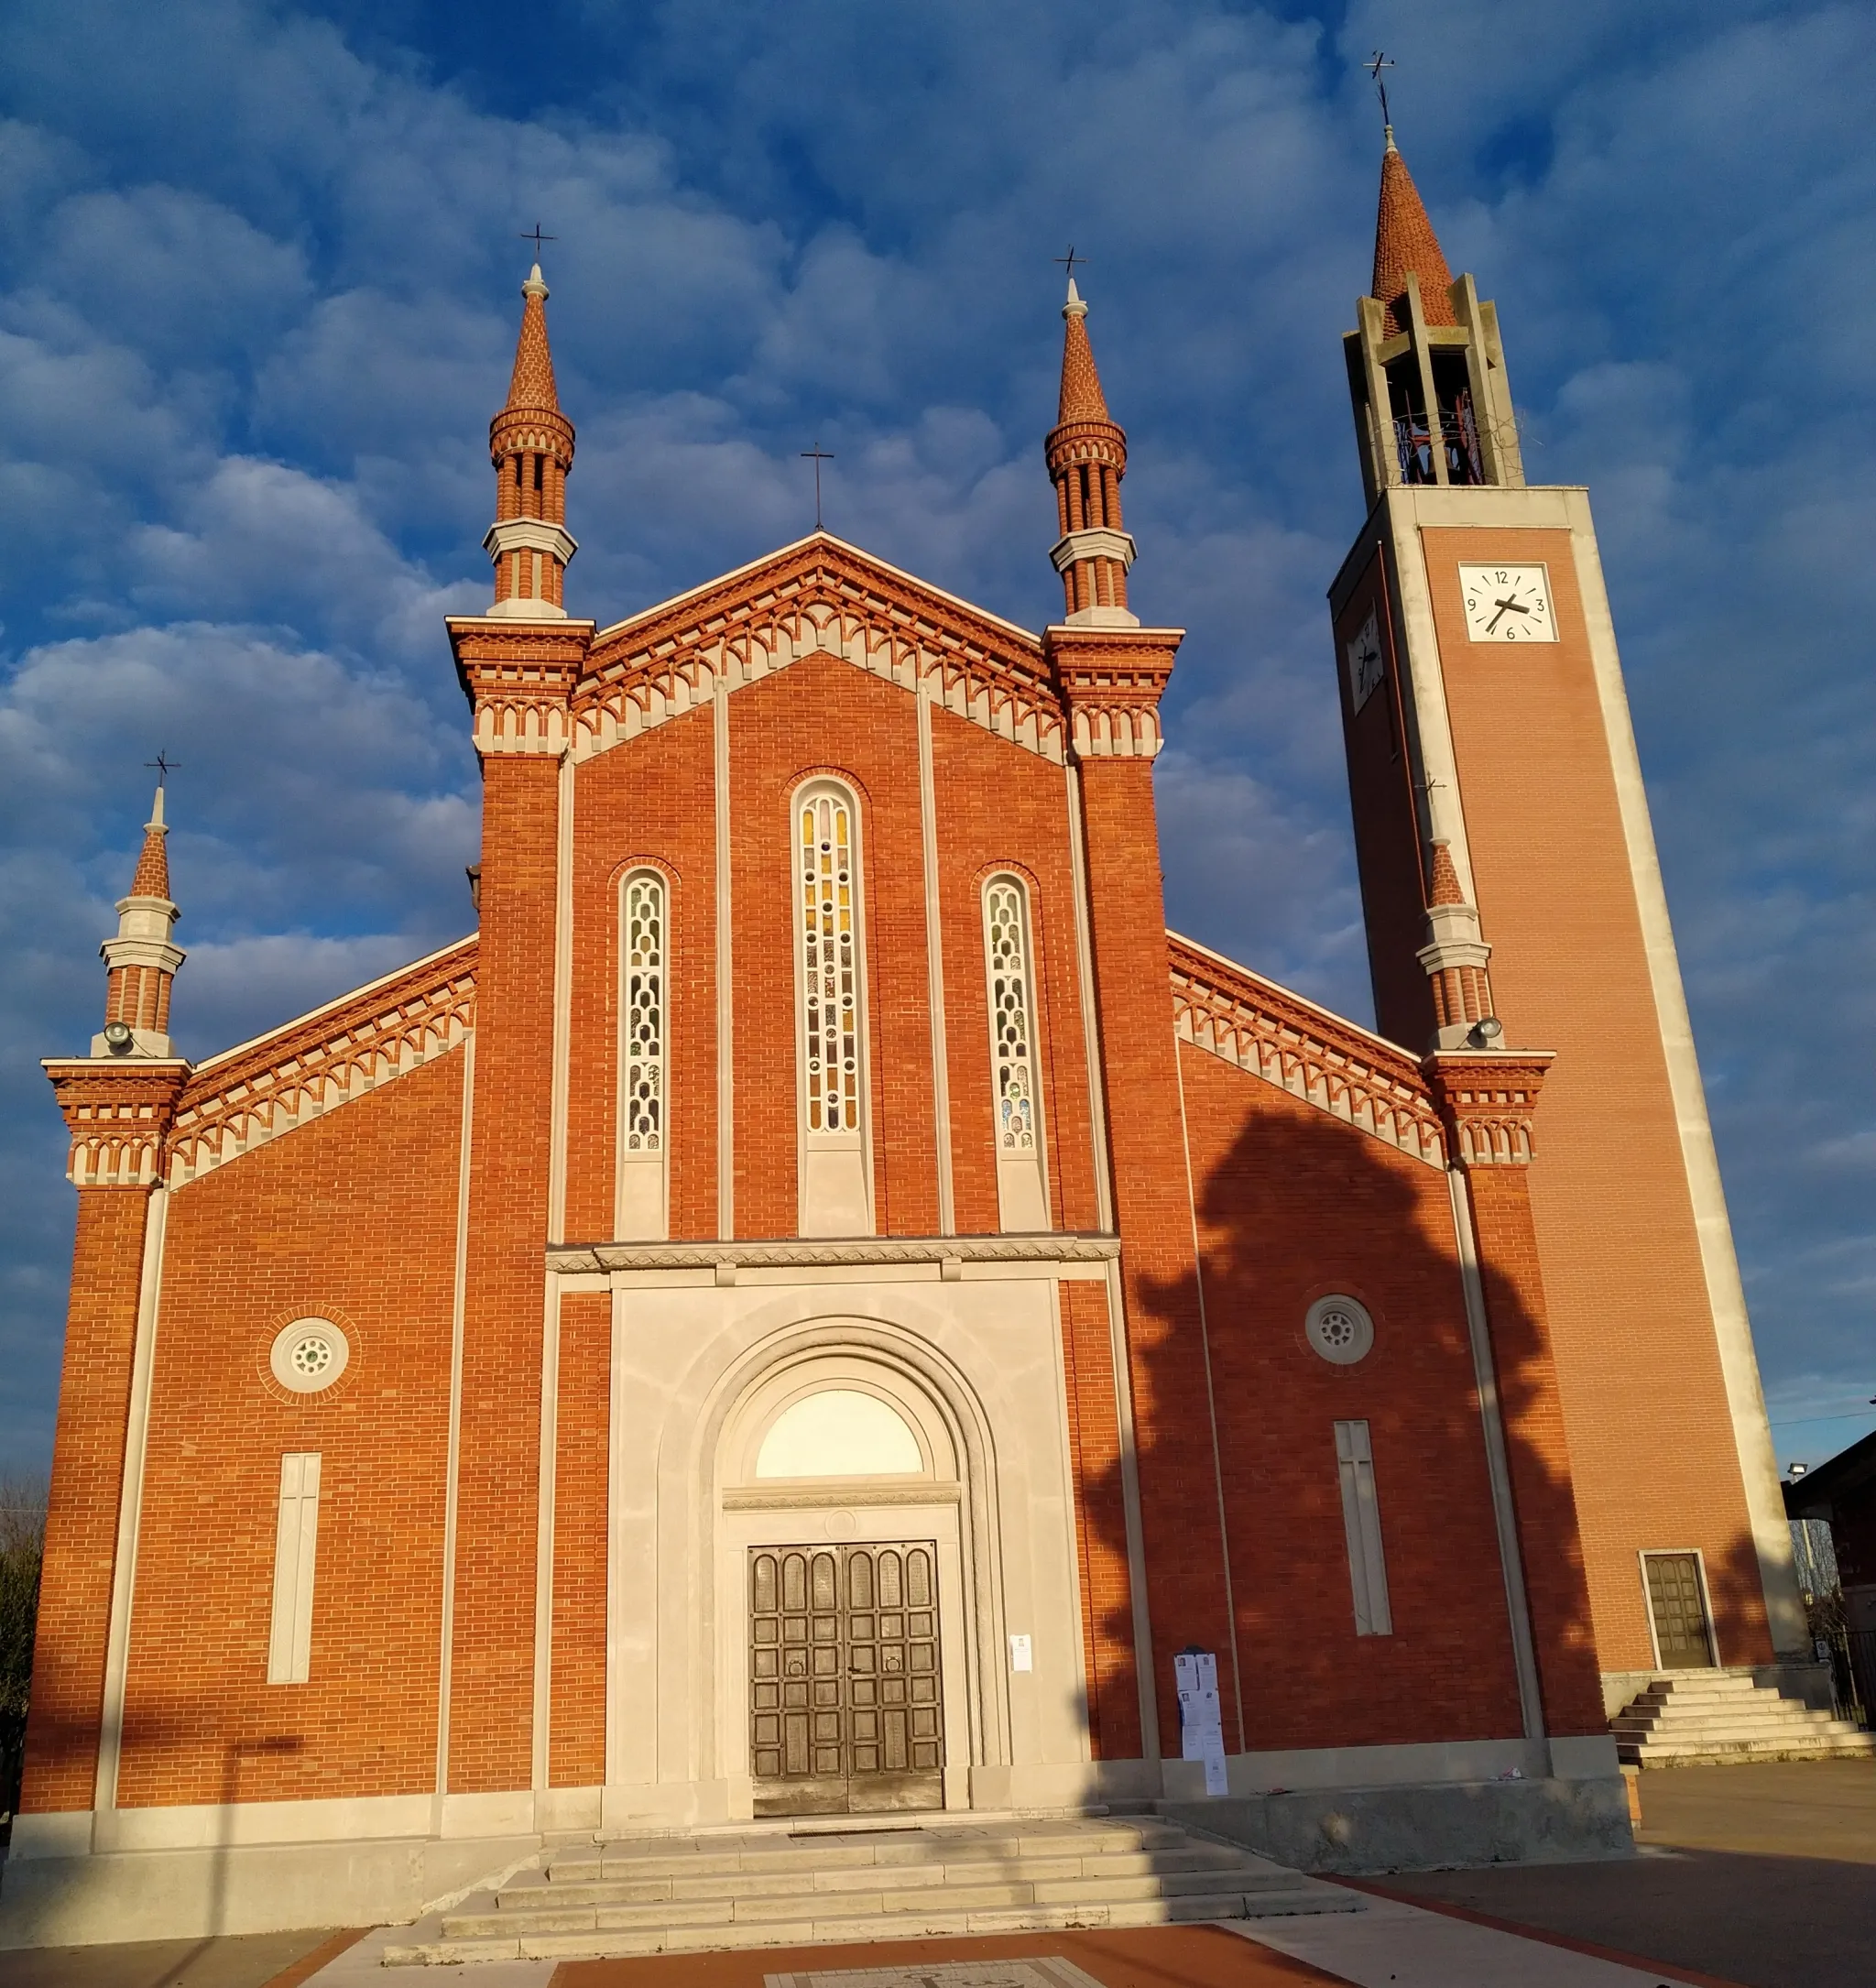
[1366,49,1396,129]
[1053,246,1089,286]
[801,440,834,530]
[518,223,557,258]
[145,751,180,788]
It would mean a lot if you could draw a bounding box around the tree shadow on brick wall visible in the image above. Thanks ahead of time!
[1082,1076,1780,1775]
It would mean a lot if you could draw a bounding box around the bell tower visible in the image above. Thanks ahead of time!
[1326,126,1809,1699]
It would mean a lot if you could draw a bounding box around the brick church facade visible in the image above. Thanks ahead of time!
[9,135,1806,1939]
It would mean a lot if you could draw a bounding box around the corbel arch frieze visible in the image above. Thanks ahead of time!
[572,569,1068,768]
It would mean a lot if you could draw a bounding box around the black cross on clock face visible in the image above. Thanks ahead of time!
[1459,563,1557,642]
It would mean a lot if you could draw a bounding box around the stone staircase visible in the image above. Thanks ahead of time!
[382,1812,1356,1967]
[1615,1672,1876,1766]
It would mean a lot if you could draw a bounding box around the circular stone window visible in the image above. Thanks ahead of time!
[1305,1295,1374,1366]
[270,1317,351,1394]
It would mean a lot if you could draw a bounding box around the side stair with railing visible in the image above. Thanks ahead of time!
[381,1812,1357,1967]
[1615,1671,1876,1766]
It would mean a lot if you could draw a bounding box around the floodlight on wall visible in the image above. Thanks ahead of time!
[103,1021,134,1054]
[1467,1016,1503,1048]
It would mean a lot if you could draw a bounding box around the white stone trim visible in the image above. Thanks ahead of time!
[549,753,574,1243]
[1049,527,1137,575]
[551,1233,1120,1275]
[531,1280,560,1798]
[482,517,578,564]
[917,687,956,1234]
[1447,1163,1547,1744]
[1568,500,1806,1657]
[715,683,735,1238]
[93,1184,168,1823]
[981,874,1050,1231]
[266,1451,322,1684]
[616,868,671,1240]
[1638,1546,1718,1671]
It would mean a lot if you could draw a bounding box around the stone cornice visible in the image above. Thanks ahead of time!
[575,537,1069,767]
[42,1059,192,1187]
[549,1232,1122,1275]
[1169,934,1447,1169]
[1421,1050,1555,1167]
[168,939,477,1187]
[1044,625,1184,760]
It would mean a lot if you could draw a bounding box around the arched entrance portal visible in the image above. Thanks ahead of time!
[718,1349,980,1817]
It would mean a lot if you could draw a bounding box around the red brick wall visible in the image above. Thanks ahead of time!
[452,753,559,1791]
[113,1051,462,1808]
[1057,1279,1140,1759]
[1420,524,1771,1670]
[727,653,936,1239]
[21,1187,152,1812]
[1336,550,1439,1051]
[550,1291,610,1786]
[566,705,717,1243]
[931,706,1099,1236]
[1179,1045,1527,1746]
[1462,1162,1607,1735]
[1074,755,1235,1749]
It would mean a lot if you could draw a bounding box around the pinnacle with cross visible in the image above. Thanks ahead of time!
[801,442,834,530]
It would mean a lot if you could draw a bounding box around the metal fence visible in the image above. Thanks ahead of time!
[1817,1627,1876,1727]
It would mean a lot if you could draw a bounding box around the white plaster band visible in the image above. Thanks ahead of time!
[483,518,578,563]
[1049,528,1137,576]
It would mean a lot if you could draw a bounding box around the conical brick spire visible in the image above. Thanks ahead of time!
[1045,279,1137,627]
[1426,838,1466,907]
[1372,129,1456,337]
[485,262,578,618]
[128,786,171,898]
[97,782,185,1057]
[505,266,561,413]
[1056,280,1112,425]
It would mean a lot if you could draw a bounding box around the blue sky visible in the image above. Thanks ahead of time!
[1,0,1871,1475]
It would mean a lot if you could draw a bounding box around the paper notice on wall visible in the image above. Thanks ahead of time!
[1173,1650,1228,1794]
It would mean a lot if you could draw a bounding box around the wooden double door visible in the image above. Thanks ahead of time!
[1644,1552,1716,1669]
[748,1541,944,1816]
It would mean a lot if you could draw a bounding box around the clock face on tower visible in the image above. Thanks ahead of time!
[1345,606,1384,712]
[1459,563,1557,643]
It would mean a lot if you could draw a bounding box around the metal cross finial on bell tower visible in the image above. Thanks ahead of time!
[144,751,180,788]
[518,223,557,260]
[801,441,834,530]
[1053,246,1089,287]
[1366,50,1396,132]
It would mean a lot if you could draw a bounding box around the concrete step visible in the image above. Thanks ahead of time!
[1621,1731,1876,1766]
[518,1844,1251,1910]
[1614,1707,1864,1738]
[388,1884,1355,1966]
[545,1821,1190,1880]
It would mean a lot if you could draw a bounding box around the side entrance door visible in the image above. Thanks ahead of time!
[1643,1551,1717,1669]
[748,1542,943,1816]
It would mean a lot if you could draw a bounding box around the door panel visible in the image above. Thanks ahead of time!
[749,1540,944,1816]
[1644,1552,1715,1669]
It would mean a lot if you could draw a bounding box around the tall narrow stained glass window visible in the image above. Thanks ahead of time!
[801,792,859,1134]
[617,869,668,1240]
[983,876,1049,1231]
[985,879,1036,1152]
[624,873,664,1153]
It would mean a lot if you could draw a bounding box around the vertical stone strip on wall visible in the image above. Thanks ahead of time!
[1057,1279,1141,1761]
[550,1291,610,1788]
[1048,625,1236,1753]
[1426,1052,1608,1737]
[448,626,585,1797]
[20,1189,156,1813]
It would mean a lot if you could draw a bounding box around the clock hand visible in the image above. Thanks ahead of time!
[1487,595,1531,632]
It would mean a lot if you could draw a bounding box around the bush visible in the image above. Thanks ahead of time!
[0,1474,47,1834]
